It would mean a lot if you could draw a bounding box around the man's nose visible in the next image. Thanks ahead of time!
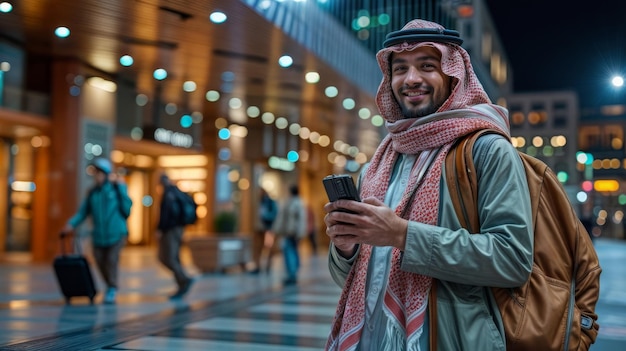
[405,66,423,83]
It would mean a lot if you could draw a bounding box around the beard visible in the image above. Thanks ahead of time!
[395,85,448,119]
[399,102,441,119]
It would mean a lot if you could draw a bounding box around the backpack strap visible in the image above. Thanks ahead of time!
[428,282,438,351]
[112,182,130,219]
[428,129,506,350]
[445,131,480,232]
[85,186,96,215]
[445,129,508,232]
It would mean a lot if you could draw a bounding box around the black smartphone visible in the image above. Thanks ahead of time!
[323,174,361,202]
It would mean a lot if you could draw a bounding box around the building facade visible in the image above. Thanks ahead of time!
[0,0,513,261]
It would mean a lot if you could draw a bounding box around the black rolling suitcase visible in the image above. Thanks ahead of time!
[53,233,97,304]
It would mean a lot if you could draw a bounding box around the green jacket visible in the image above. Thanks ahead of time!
[68,181,132,247]
[329,134,534,350]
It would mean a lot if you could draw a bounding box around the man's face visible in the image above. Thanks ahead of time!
[390,46,451,119]
[94,169,107,185]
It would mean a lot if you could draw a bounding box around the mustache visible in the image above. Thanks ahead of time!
[399,84,433,95]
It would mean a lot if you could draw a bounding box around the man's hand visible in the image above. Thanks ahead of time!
[323,196,408,255]
[61,224,73,237]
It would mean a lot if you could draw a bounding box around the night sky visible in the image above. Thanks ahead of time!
[485,0,626,108]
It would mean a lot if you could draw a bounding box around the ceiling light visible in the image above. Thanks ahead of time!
[325,86,338,97]
[0,2,13,13]
[180,115,193,128]
[54,27,70,38]
[210,11,227,24]
[119,55,134,67]
[342,98,355,110]
[310,132,320,144]
[358,108,371,119]
[275,117,288,129]
[247,106,260,118]
[299,127,310,139]
[371,115,384,127]
[261,112,275,124]
[218,128,231,140]
[287,150,299,162]
[183,81,197,92]
[289,123,301,135]
[305,71,320,83]
[153,68,167,80]
[206,90,220,102]
[278,55,293,68]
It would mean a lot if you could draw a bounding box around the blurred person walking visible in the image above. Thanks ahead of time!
[250,188,278,274]
[273,184,307,285]
[157,173,194,299]
[62,157,132,304]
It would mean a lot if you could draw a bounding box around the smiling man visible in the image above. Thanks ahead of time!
[323,19,533,350]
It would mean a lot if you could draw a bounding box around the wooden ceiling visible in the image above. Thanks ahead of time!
[0,0,382,156]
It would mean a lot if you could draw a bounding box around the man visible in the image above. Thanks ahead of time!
[157,173,194,299]
[273,184,307,285]
[323,19,533,350]
[63,157,133,304]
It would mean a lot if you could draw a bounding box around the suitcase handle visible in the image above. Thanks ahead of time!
[59,231,82,256]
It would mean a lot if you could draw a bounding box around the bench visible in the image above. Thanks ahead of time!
[186,235,251,273]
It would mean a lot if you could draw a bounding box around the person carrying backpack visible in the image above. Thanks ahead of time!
[62,157,132,304]
[250,188,278,274]
[323,19,600,351]
[157,173,195,299]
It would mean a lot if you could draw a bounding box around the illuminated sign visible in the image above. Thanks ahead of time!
[594,180,619,192]
[153,128,193,148]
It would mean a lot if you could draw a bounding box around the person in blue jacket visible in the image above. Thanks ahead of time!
[63,158,132,304]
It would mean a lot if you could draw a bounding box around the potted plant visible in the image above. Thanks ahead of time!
[214,211,237,235]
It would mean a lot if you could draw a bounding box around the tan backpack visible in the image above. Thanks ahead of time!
[440,129,601,351]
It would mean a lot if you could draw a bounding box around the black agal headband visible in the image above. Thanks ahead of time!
[383,28,463,48]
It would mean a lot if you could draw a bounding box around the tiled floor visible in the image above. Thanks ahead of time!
[3,238,626,350]
[0,243,339,351]
[104,284,340,350]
